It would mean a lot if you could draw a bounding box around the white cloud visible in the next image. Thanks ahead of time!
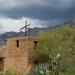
[0,17,47,34]
[0,16,64,34]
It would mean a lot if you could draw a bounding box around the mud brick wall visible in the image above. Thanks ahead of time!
[0,47,6,58]
[3,37,38,73]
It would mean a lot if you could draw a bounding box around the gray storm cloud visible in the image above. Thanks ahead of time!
[0,0,75,10]
[0,0,75,33]
[0,0,74,20]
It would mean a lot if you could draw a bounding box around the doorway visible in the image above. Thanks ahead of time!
[0,58,4,71]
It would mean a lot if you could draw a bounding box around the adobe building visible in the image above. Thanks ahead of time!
[0,37,38,73]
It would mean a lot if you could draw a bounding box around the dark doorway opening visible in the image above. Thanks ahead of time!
[0,58,4,71]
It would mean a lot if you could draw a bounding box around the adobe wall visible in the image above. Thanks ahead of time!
[3,37,38,73]
[0,47,6,58]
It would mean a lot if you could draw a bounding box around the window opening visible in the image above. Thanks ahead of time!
[34,41,38,49]
[16,40,19,48]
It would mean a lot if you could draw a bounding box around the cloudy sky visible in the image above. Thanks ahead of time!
[0,0,75,33]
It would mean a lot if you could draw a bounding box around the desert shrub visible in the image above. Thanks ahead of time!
[34,26,75,75]
[29,53,63,75]
[29,64,52,75]
[5,69,16,75]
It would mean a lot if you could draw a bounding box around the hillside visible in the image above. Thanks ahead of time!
[0,20,75,47]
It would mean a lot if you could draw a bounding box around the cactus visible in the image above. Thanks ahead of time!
[28,53,62,75]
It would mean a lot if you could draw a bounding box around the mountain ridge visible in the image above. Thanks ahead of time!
[0,20,75,47]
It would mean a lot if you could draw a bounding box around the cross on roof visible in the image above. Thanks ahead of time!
[20,21,31,36]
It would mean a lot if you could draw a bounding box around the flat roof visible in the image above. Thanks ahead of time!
[7,36,39,41]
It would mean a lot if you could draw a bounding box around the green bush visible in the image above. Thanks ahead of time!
[29,53,63,75]
[34,26,75,75]
[6,69,16,75]
[29,64,52,75]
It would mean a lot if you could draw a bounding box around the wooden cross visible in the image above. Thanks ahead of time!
[20,21,30,36]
